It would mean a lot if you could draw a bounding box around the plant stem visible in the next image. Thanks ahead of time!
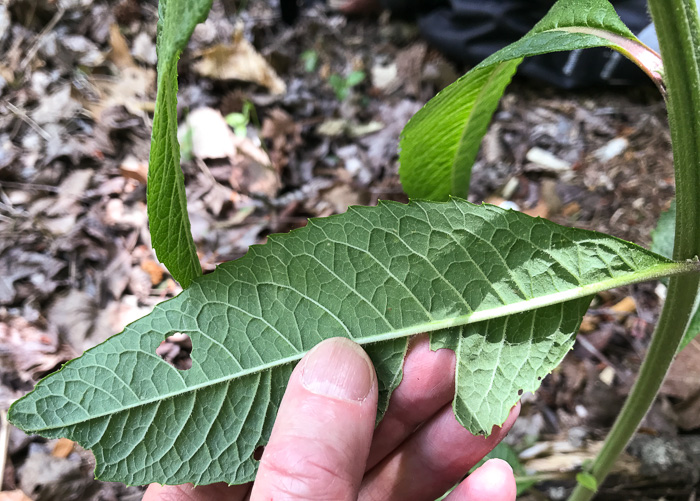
[568,1,700,499]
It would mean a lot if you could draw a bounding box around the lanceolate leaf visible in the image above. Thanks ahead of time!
[650,199,700,352]
[9,200,693,486]
[399,0,663,201]
[147,0,212,288]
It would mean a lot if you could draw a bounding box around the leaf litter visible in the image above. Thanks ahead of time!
[0,0,695,498]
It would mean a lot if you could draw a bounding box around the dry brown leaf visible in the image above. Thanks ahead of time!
[396,42,427,96]
[193,24,286,95]
[261,108,298,143]
[578,314,598,333]
[521,440,639,477]
[85,66,155,118]
[51,438,75,459]
[229,158,280,199]
[119,155,148,184]
[141,259,165,286]
[232,135,272,167]
[261,108,301,170]
[523,199,549,218]
[321,184,362,214]
[46,169,94,216]
[562,201,581,217]
[0,64,14,86]
[609,296,637,315]
[108,24,135,69]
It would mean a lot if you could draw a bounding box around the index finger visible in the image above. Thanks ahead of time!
[143,482,250,501]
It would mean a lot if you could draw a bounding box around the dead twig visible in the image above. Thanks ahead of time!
[18,6,66,75]
[4,101,51,141]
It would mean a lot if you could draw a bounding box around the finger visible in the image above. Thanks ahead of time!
[367,334,456,469]
[445,459,516,501]
[250,337,378,501]
[360,403,520,501]
[143,482,250,501]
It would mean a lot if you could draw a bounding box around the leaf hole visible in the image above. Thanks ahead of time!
[253,446,264,461]
[156,333,192,370]
[518,389,524,396]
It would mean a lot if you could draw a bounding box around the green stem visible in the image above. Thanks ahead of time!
[568,1,700,499]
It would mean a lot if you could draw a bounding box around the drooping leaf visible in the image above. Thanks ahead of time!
[650,199,700,351]
[399,0,663,201]
[9,200,694,486]
[147,0,212,288]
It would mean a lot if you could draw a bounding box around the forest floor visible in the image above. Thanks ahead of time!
[1,0,699,499]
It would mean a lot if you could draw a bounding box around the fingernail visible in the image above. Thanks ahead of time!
[484,458,513,473]
[301,338,374,401]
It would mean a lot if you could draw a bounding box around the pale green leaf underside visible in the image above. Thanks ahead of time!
[147,0,212,288]
[9,200,688,486]
[399,0,652,202]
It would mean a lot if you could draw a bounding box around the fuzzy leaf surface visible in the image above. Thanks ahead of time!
[399,0,661,201]
[9,200,689,486]
[147,0,212,288]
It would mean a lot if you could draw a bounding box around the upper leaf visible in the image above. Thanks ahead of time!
[399,0,662,201]
[9,200,690,486]
[147,0,212,288]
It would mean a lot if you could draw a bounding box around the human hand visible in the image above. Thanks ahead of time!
[144,335,519,501]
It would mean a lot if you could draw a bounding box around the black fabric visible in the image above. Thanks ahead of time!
[415,0,652,88]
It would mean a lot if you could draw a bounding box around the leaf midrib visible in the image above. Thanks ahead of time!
[32,261,690,432]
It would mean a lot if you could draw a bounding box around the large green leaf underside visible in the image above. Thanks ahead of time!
[9,200,689,486]
[399,0,655,201]
[147,0,212,288]
[431,298,591,435]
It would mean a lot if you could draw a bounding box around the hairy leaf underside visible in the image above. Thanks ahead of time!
[9,200,685,486]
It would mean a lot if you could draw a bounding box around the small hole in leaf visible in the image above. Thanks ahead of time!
[253,446,264,461]
[518,389,523,396]
[537,376,542,381]
[156,333,192,370]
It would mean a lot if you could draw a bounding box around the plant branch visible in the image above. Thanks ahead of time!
[568,0,700,499]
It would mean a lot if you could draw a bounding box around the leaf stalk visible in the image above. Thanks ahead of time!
[568,1,700,499]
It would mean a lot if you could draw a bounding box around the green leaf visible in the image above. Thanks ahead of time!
[576,472,599,492]
[147,0,212,288]
[650,199,700,351]
[328,73,347,100]
[346,70,366,87]
[9,200,693,486]
[399,0,663,201]
[300,49,318,73]
[651,199,676,261]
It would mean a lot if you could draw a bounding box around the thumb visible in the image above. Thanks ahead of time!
[250,337,378,501]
